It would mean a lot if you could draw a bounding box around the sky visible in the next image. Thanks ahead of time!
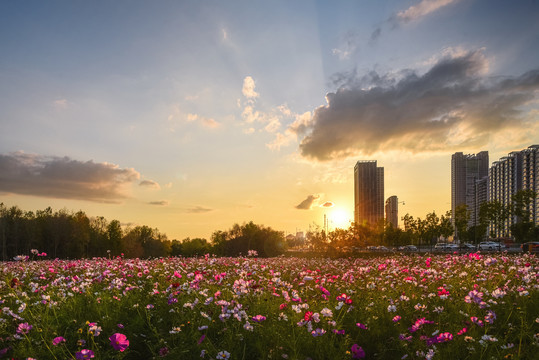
[1,0,539,240]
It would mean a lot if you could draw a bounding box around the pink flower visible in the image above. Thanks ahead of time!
[109,333,129,352]
[16,322,32,335]
[252,315,266,322]
[351,344,365,359]
[75,349,95,359]
[52,336,66,346]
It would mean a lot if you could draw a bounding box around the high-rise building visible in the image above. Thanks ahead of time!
[354,160,384,225]
[451,151,489,230]
[385,196,398,228]
[488,145,539,237]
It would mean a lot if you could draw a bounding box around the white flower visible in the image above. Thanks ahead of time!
[216,350,230,359]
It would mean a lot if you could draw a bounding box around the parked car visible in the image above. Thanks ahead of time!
[403,245,418,252]
[521,242,539,253]
[478,241,502,251]
[461,243,476,251]
[434,243,448,251]
[445,244,459,252]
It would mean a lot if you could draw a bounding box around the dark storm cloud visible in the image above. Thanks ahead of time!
[295,194,320,210]
[0,152,140,202]
[297,50,539,161]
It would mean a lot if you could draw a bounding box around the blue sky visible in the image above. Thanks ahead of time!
[1,0,538,240]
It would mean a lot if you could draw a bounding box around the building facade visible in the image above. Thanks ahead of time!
[385,195,398,228]
[488,145,539,237]
[451,151,489,230]
[354,160,384,225]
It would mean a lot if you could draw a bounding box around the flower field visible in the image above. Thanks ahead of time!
[1,253,538,359]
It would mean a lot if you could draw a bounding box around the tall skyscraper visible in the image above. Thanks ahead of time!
[488,145,539,237]
[354,160,384,225]
[385,195,398,228]
[451,151,489,229]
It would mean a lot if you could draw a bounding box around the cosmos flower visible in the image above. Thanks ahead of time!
[109,333,129,352]
[52,336,66,346]
[216,350,230,359]
[351,344,365,359]
[16,322,32,335]
[75,349,95,359]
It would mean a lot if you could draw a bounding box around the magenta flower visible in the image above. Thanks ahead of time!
[351,344,365,359]
[109,333,129,352]
[16,322,32,335]
[52,336,66,346]
[75,349,95,359]
[252,315,266,322]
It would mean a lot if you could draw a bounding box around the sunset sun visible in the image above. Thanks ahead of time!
[330,209,352,229]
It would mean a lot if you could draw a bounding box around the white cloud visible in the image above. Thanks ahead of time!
[242,76,259,99]
[397,0,460,24]
[53,98,68,109]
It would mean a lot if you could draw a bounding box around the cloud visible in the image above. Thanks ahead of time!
[148,200,169,206]
[332,30,361,60]
[0,152,140,202]
[242,76,259,99]
[267,111,312,150]
[295,194,320,210]
[168,106,220,131]
[139,180,160,189]
[371,0,460,41]
[320,201,335,208]
[396,0,460,24]
[53,98,68,109]
[186,205,213,214]
[294,49,539,161]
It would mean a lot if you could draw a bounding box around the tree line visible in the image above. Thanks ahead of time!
[453,189,538,244]
[1,190,536,260]
[0,203,286,260]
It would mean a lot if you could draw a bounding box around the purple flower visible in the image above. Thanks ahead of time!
[16,322,32,335]
[75,349,95,359]
[159,347,169,356]
[52,336,66,346]
[109,333,129,352]
[252,315,266,322]
[351,344,365,359]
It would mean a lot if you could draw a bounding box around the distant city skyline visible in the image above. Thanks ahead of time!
[1,1,538,240]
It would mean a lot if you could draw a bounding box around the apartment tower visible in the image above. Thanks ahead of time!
[451,151,489,229]
[354,160,384,225]
[488,145,539,237]
[385,195,399,228]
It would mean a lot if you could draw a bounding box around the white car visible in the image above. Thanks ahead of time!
[478,241,502,251]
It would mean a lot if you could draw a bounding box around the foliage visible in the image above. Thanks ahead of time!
[210,221,286,257]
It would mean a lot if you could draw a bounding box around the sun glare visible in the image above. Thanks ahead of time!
[330,209,352,229]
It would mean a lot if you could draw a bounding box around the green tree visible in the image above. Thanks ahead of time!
[510,189,537,243]
[480,200,510,239]
[454,204,470,242]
